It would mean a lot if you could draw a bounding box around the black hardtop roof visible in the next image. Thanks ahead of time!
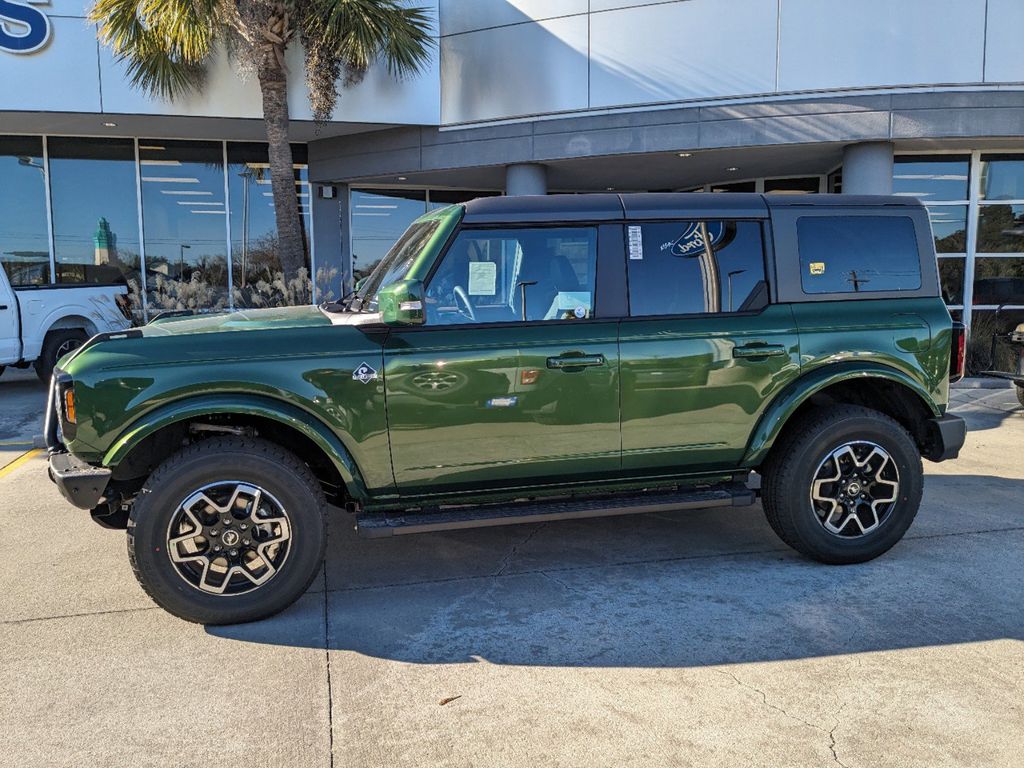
[460,192,922,224]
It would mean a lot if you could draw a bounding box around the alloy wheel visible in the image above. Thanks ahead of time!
[165,481,292,595]
[809,441,900,538]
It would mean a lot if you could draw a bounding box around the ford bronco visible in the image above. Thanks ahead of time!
[45,194,967,624]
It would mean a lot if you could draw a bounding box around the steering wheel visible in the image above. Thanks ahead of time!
[452,285,477,323]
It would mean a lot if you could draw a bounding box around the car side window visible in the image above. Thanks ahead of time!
[425,227,598,325]
[626,220,769,316]
[797,216,922,294]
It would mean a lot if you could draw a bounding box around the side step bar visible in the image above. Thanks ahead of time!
[357,484,755,538]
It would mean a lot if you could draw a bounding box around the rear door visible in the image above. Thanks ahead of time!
[384,224,621,496]
[618,216,801,473]
[0,268,20,365]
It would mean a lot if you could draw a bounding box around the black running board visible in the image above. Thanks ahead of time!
[357,484,754,538]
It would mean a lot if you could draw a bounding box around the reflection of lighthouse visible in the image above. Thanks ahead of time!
[93,217,118,266]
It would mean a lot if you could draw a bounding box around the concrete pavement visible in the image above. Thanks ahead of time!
[0,380,1022,767]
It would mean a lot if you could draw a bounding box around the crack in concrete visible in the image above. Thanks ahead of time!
[0,604,161,627]
[491,523,548,577]
[828,703,849,768]
[714,669,849,767]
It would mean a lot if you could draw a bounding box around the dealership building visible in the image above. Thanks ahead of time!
[2,0,1024,335]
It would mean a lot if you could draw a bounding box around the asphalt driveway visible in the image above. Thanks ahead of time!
[1,374,1022,767]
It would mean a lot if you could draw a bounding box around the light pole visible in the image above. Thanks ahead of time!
[179,244,191,280]
[727,269,747,312]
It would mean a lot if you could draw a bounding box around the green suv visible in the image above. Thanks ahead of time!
[45,193,967,624]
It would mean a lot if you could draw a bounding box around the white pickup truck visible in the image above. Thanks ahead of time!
[0,268,131,381]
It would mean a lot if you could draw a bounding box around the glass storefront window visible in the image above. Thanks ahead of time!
[427,189,499,211]
[893,156,969,201]
[927,205,967,253]
[976,204,1024,254]
[139,140,229,312]
[979,155,1024,201]
[764,177,820,194]
[973,257,1024,305]
[709,181,756,193]
[0,136,50,286]
[228,143,312,307]
[967,309,1024,373]
[937,257,965,305]
[47,137,141,291]
[351,189,427,282]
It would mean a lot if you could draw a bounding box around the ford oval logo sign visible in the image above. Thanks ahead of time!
[0,0,52,54]
[662,221,736,258]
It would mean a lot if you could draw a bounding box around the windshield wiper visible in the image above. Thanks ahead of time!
[320,289,358,313]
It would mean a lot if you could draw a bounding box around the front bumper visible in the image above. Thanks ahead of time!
[48,451,112,510]
[923,413,967,462]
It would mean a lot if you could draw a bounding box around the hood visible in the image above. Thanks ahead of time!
[140,305,331,337]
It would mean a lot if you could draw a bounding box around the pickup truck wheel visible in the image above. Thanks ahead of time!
[127,437,327,625]
[761,405,923,564]
[35,329,87,382]
[1017,385,1024,409]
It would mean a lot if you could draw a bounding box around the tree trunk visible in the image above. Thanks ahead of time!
[258,60,307,291]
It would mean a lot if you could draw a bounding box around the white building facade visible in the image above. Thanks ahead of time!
[2,0,1023,336]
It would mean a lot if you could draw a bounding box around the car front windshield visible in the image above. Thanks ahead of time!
[354,220,440,312]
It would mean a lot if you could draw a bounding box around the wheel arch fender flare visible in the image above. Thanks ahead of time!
[743,362,942,467]
[102,394,369,499]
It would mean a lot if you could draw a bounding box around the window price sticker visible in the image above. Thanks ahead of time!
[628,225,644,260]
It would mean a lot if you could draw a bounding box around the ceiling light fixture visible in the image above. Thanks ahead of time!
[397,176,407,181]
[103,121,117,128]
[725,166,740,172]
[677,152,693,158]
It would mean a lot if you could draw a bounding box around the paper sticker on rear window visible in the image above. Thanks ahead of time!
[628,225,644,260]
[809,262,826,276]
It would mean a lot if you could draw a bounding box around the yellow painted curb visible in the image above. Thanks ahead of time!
[0,448,43,478]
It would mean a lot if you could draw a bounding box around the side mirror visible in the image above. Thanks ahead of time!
[378,279,425,326]
[354,276,368,292]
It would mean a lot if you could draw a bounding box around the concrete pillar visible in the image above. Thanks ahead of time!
[842,141,895,195]
[505,163,547,196]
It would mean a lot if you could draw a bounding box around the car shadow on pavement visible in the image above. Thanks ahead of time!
[208,474,1024,668]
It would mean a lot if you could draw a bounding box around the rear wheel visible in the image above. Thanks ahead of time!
[1017,385,1024,409]
[762,405,923,564]
[127,437,327,624]
[35,329,87,381]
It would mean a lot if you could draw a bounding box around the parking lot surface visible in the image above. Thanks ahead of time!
[1,373,1022,767]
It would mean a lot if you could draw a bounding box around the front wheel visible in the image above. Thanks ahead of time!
[127,437,327,624]
[35,329,87,382]
[761,405,923,564]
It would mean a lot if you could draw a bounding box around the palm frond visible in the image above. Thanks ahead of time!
[88,0,222,99]
[299,0,434,121]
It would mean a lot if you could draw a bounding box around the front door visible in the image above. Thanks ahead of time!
[384,225,620,496]
[618,218,801,473]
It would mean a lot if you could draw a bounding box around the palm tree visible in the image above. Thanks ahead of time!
[89,0,433,284]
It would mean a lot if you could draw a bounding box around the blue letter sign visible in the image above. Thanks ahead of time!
[0,0,51,54]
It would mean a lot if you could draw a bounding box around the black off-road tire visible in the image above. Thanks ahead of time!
[1016,385,1024,409]
[127,437,327,625]
[761,405,923,564]
[35,329,87,382]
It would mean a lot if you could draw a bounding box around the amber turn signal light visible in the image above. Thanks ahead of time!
[64,388,76,423]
